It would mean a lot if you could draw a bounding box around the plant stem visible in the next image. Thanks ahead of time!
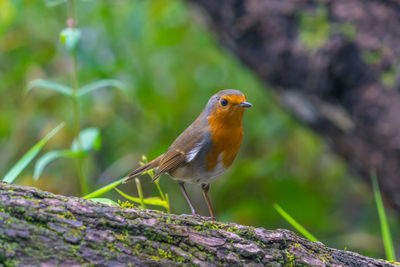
[165,193,170,213]
[68,0,75,24]
[67,0,88,195]
[135,178,147,209]
[154,180,166,201]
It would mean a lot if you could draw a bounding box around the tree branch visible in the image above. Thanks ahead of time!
[0,182,395,266]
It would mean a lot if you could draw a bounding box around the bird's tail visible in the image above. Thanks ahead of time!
[123,154,163,184]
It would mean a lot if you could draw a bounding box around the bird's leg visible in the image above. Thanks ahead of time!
[201,184,216,220]
[179,182,198,216]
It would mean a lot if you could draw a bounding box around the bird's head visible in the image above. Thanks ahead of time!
[205,89,252,126]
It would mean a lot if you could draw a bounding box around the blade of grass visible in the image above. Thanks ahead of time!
[273,203,319,242]
[34,149,85,180]
[3,122,65,183]
[26,79,73,96]
[77,79,126,97]
[82,177,126,199]
[88,198,119,206]
[371,171,396,261]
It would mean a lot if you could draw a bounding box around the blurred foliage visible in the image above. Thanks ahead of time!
[298,5,356,51]
[0,0,398,259]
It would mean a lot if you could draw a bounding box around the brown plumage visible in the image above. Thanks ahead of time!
[123,89,252,218]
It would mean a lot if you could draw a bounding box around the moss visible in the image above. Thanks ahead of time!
[151,256,160,261]
[176,256,186,263]
[106,243,116,253]
[202,221,223,230]
[293,243,302,249]
[225,225,238,232]
[118,200,136,209]
[133,244,141,255]
[166,235,173,243]
[256,240,267,249]
[13,206,26,214]
[193,226,201,231]
[318,253,331,263]
[56,210,76,221]
[285,250,295,267]
[116,233,126,241]
[235,227,257,241]
[302,243,332,263]
[192,221,246,238]
[158,248,173,259]
[25,216,48,229]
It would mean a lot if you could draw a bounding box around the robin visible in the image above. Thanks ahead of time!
[123,89,252,218]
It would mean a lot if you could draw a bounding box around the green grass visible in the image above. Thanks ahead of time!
[3,122,65,183]
[371,171,396,261]
[82,156,170,213]
[273,203,319,242]
[83,177,126,199]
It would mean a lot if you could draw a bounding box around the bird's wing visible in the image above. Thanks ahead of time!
[152,124,206,181]
[152,150,186,181]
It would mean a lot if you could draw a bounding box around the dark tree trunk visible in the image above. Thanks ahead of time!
[0,182,396,266]
[188,0,400,213]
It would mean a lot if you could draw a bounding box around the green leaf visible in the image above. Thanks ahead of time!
[71,127,101,152]
[60,28,81,52]
[44,0,67,7]
[3,122,65,183]
[26,79,73,96]
[83,177,126,199]
[88,198,119,206]
[77,79,126,97]
[273,203,319,242]
[115,188,169,209]
[371,171,396,261]
[33,149,86,181]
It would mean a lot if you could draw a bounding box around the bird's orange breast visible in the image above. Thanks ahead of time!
[205,96,245,171]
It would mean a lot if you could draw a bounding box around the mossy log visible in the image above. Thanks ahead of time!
[0,182,397,266]
[188,0,400,214]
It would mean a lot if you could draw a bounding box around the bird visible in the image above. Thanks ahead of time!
[123,89,252,218]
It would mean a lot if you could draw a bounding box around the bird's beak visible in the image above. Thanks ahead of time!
[239,101,252,108]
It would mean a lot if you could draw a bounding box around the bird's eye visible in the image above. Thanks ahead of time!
[220,98,228,106]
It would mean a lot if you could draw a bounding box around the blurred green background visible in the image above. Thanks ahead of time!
[0,0,398,259]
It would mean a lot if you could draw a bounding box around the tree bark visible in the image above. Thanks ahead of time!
[0,182,396,266]
[188,0,400,213]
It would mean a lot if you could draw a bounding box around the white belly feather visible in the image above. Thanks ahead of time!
[170,152,227,184]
